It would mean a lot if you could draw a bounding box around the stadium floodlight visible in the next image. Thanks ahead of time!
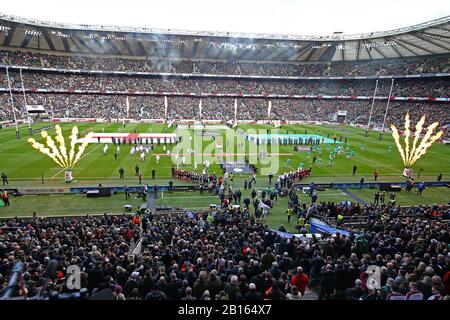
[25,29,42,36]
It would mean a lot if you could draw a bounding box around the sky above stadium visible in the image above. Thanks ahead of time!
[2,0,449,36]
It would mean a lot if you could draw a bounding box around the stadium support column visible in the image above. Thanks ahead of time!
[379,79,394,140]
[366,80,378,137]
[6,68,20,139]
[20,69,32,136]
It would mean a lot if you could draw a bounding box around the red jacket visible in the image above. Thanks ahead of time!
[132,215,141,225]
[291,273,309,296]
[443,271,450,296]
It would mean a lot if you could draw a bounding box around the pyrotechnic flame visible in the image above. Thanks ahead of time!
[71,132,93,167]
[390,114,443,167]
[27,126,91,170]
[55,125,69,166]
[45,135,66,166]
[409,115,425,163]
[28,137,66,168]
[390,125,406,165]
[404,113,411,164]
[410,126,442,164]
[68,126,79,167]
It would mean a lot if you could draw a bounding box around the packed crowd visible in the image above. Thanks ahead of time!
[1,92,448,131]
[0,197,448,300]
[1,71,448,98]
[0,48,449,301]
[1,50,449,76]
[0,94,166,121]
[0,214,141,299]
[0,51,448,130]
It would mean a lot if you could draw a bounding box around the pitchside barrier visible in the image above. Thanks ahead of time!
[20,187,68,195]
[12,185,200,195]
[294,181,450,190]
[11,180,450,196]
[1,188,19,196]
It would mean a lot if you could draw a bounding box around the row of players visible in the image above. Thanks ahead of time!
[105,143,214,175]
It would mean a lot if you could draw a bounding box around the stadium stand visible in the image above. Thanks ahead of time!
[0,13,449,301]
[0,50,449,76]
[1,197,449,300]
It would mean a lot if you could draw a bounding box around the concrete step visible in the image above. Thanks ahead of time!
[302,287,318,300]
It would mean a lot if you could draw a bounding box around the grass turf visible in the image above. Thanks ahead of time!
[0,122,449,232]
[1,122,448,186]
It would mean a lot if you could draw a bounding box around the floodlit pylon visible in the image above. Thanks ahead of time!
[390,113,443,167]
[28,125,93,168]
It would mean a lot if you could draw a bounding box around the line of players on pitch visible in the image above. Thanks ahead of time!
[289,142,394,168]
[102,143,202,169]
[103,143,162,163]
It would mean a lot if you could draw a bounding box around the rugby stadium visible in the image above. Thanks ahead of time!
[0,1,449,304]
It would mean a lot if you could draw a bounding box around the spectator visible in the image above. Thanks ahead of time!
[244,283,263,300]
[290,267,309,296]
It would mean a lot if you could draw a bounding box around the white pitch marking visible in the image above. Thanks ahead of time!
[354,154,400,172]
[50,144,102,179]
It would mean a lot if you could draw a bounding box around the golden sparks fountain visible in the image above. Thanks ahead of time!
[390,113,443,169]
[27,125,93,179]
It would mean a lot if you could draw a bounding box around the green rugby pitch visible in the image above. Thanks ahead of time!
[0,121,449,232]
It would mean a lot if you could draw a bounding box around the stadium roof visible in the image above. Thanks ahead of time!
[0,13,449,63]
